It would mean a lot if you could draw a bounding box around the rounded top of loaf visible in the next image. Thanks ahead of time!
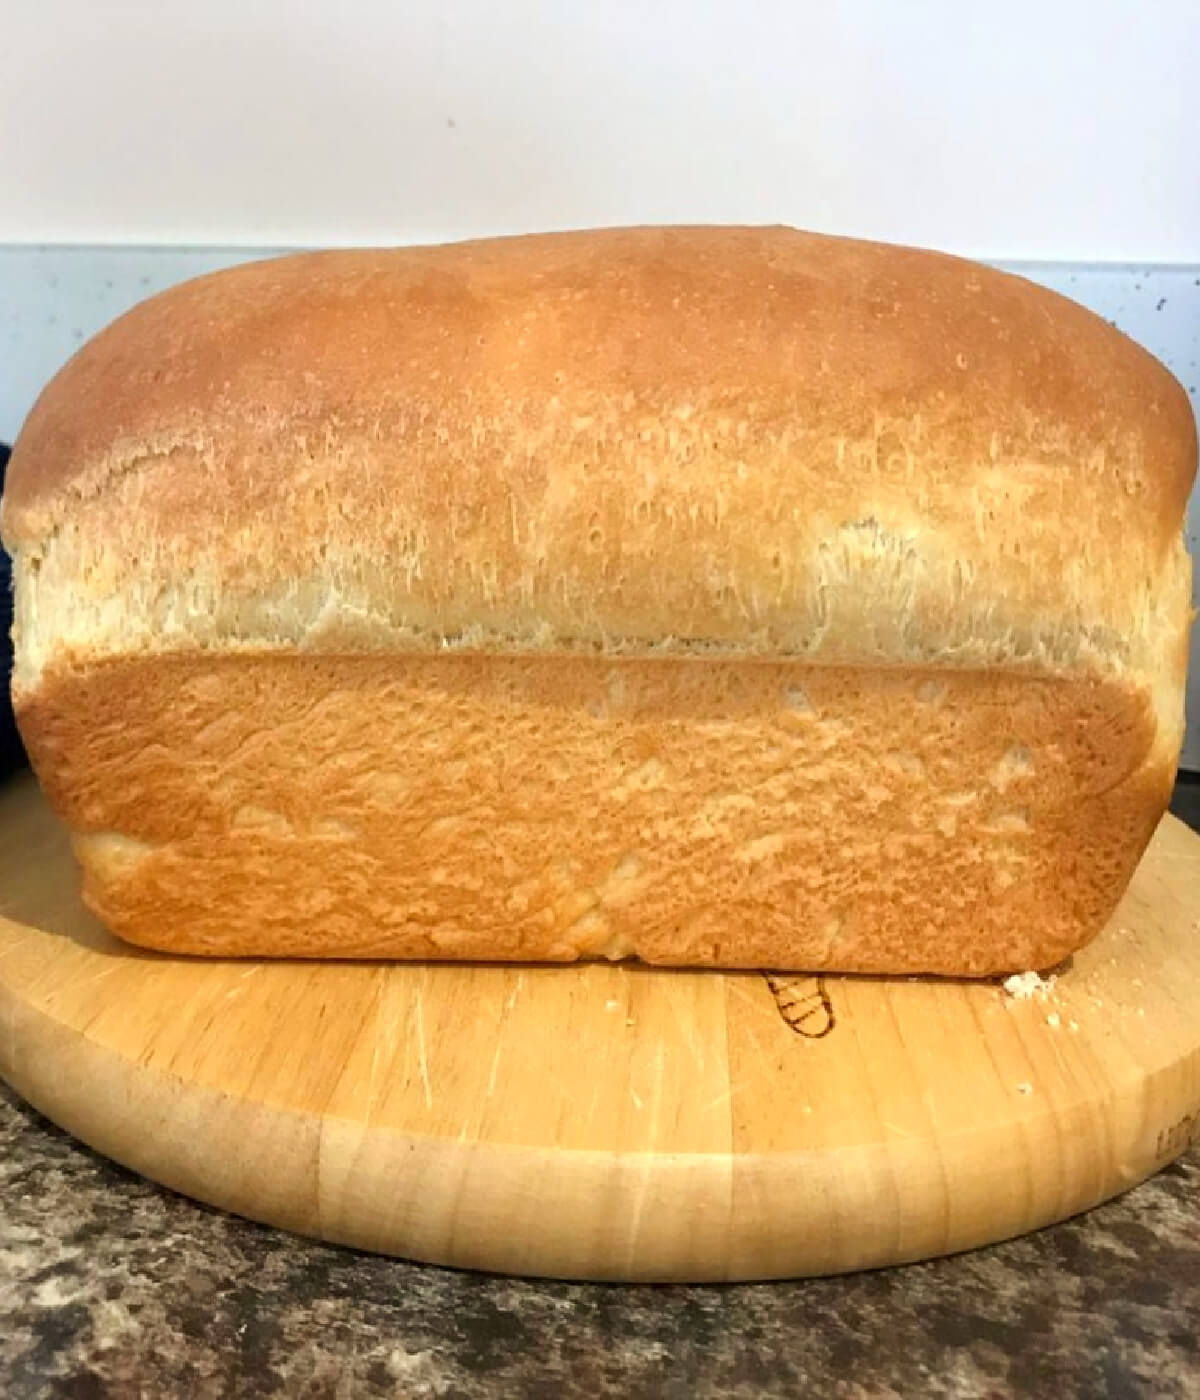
[1,226,1195,695]
[4,225,1195,540]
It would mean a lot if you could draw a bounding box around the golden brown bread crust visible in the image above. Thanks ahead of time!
[19,652,1169,975]
[1,227,1194,682]
[1,226,1195,971]
[5,226,1196,541]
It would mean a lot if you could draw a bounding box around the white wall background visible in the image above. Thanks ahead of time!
[3,0,1198,260]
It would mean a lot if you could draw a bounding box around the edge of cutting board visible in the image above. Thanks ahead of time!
[2,772,1199,1282]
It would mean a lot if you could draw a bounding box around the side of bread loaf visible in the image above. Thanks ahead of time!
[2,227,1194,972]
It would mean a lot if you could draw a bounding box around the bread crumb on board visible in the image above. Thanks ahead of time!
[1016,1082,1034,1096]
[1002,971,1058,1002]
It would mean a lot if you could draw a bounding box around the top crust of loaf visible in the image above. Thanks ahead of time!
[1,226,1195,717]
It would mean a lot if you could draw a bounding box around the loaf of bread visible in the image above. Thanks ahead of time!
[1,226,1194,974]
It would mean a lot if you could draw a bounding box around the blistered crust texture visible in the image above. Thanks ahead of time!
[2,227,1195,703]
[20,653,1169,974]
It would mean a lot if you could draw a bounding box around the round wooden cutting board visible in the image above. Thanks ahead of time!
[1,772,1199,1282]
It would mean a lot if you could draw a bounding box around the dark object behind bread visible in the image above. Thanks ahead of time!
[0,444,28,778]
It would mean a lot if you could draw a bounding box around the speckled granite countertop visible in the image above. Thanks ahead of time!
[1,1084,1198,1398]
[2,775,1199,1398]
